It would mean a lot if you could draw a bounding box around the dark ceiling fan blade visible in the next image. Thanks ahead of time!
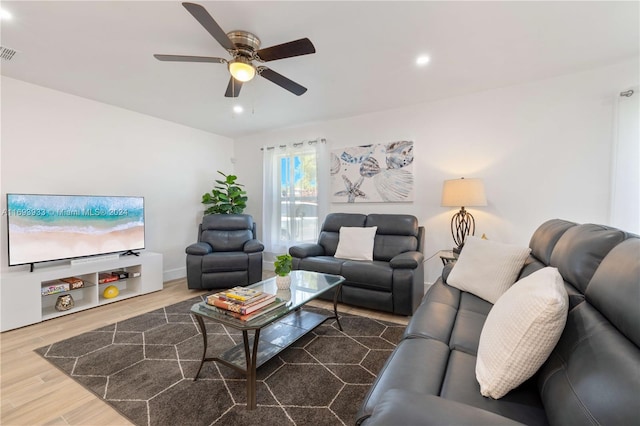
[182,2,235,51]
[256,38,316,62]
[224,77,243,98]
[154,54,226,63]
[259,67,307,96]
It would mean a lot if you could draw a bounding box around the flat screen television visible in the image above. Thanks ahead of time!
[6,194,145,267]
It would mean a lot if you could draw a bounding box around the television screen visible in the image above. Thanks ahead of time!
[6,194,145,266]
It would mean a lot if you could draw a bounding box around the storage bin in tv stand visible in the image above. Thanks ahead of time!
[0,251,163,332]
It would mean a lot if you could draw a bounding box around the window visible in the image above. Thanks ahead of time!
[279,152,318,243]
[263,140,327,254]
[611,87,639,233]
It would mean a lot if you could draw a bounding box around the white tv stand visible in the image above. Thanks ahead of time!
[1,251,163,332]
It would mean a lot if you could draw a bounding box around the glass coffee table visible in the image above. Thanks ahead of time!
[190,270,345,410]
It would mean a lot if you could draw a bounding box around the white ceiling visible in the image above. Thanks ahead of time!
[1,1,638,138]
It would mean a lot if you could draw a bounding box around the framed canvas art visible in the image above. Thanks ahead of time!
[331,141,414,203]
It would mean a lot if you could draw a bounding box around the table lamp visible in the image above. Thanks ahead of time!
[441,177,487,253]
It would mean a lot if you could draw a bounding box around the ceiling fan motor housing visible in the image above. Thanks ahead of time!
[227,31,261,57]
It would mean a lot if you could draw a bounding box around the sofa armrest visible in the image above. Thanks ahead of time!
[289,243,325,258]
[185,242,213,256]
[389,251,424,269]
[362,389,524,426]
[243,239,265,253]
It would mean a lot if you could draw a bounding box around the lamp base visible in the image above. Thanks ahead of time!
[451,208,475,253]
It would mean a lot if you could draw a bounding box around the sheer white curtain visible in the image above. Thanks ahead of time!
[262,139,328,257]
[610,87,639,233]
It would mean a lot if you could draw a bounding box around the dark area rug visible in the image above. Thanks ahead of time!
[35,295,404,426]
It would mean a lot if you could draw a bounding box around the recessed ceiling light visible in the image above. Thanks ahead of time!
[233,105,243,114]
[0,8,13,20]
[416,55,430,66]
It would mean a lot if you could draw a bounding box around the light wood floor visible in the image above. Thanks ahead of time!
[1,278,409,425]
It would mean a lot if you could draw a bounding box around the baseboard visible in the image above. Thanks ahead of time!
[163,266,186,283]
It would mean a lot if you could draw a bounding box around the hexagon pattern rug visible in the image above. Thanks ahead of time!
[35,296,404,426]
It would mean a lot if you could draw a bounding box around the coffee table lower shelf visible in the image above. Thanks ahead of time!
[192,308,341,409]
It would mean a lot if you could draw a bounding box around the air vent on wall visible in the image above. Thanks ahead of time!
[0,46,18,61]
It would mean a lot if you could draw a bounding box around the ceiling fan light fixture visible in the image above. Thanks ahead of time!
[228,57,256,82]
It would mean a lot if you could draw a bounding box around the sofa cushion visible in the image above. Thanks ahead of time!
[357,338,451,420]
[365,213,418,236]
[366,214,420,261]
[440,350,547,426]
[404,280,460,342]
[585,237,640,346]
[450,308,487,355]
[364,390,526,426]
[447,236,531,303]
[322,212,367,231]
[342,285,393,313]
[373,234,418,261]
[341,260,393,291]
[528,219,576,265]
[334,226,377,261]
[201,252,249,272]
[549,223,627,293]
[441,350,548,425]
[297,256,345,275]
[201,213,253,231]
[535,235,640,426]
[201,229,253,251]
[537,298,640,425]
[476,267,568,399]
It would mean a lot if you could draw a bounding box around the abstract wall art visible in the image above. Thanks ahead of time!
[331,141,414,203]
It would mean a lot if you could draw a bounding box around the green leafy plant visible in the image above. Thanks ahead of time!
[274,254,293,277]
[202,171,248,214]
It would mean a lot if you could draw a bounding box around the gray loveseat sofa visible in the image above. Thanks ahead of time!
[357,219,639,425]
[289,213,425,315]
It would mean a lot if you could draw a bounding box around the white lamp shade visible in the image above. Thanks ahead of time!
[441,178,487,207]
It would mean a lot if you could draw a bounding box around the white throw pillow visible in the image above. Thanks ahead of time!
[447,236,531,303]
[334,226,378,261]
[476,267,568,399]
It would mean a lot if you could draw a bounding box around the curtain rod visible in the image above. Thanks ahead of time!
[260,138,326,151]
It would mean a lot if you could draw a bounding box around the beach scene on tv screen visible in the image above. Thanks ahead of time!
[7,194,144,265]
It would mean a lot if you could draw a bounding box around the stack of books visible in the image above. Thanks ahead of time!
[41,277,85,296]
[98,273,119,284]
[204,286,286,321]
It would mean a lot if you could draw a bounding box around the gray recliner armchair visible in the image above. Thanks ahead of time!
[185,214,264,290]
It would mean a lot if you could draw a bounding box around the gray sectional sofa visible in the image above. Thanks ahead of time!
[357,219,640,425]
[289,213,425,315]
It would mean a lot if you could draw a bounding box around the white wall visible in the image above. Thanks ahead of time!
[235,59,640,284]
[0,77,234,280]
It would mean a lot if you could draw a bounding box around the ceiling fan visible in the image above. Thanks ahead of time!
[154,2,316,98]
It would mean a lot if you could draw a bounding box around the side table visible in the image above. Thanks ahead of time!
[438,250,458,266]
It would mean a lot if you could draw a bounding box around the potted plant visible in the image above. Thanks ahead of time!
[202,171,248,214]
[274,253,293,289]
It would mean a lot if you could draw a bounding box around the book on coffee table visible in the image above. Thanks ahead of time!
[215,286,265,305]
[201,298,287,322]
[206,292,275,314]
